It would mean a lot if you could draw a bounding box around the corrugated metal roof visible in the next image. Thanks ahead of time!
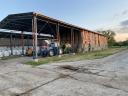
[0,12,104,36]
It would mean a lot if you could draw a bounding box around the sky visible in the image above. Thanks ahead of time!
[0,0,128,41]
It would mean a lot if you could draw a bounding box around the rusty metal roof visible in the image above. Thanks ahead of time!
[0,12,104,36]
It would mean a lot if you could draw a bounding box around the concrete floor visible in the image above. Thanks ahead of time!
[0,50,128,96]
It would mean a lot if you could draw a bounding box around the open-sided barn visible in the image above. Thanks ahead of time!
[0,12,107,60]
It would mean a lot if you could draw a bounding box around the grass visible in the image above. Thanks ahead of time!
[26,47,127,66]
[0,55,21,60]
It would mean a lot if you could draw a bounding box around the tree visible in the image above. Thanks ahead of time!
[98,30,116,47]
[122,39,128,46]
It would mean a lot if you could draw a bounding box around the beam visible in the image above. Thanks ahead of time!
[37,18,81,31]
[47,22,56,36]
[71,28,74,52]
[10,31,13,55]
[56,23,60,45]
[32,15,38,60]
[21,31,24,55]
[71,28,73,46]
[38,22,48,33]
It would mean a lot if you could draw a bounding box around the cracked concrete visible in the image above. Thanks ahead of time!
[0,50,128,96]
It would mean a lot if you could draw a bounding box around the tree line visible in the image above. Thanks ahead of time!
[98,30,128,47]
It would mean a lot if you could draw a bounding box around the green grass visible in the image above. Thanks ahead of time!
[26,47,126,66]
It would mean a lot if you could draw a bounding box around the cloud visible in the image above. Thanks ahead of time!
[112,9,128,19]
[115,19,128,34]
[110,19,128,34]
[116,27,128,33]
[115,33,128,42]
[120,20,128,27]
[122,10,128,15]
[113,21,128,41]
[98,10,128,41]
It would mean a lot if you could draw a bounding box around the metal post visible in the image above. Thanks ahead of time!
[21,31,24,55]
[10,31,13,55]
[56,23,60,45]
[71,28,73,46]
[98,35,100,47]
[32,18,35,59]
[32,14,38,61]
[71,28,74,52]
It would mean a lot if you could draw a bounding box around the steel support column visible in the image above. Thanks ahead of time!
[56,23,60,45]
[71,28,74,46]
[32,14,38,60]
[10,31,13,55]
[21,31,24,55]
[71,28,74,52]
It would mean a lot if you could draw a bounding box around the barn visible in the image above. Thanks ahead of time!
[0,12,107,60]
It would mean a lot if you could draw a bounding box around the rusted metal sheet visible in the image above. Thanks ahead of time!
[80,30,108,51]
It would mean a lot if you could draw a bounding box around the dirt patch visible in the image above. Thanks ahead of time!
[59,65,104,77]
[60,65,92,73]
[11,93,31,96]
[60,65,79,71]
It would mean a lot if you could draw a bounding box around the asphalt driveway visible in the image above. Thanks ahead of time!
[0,50,128,96]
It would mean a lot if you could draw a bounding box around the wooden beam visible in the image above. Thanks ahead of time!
[32,15,38,60]
[71,28,73,47]
[56,23,60,45]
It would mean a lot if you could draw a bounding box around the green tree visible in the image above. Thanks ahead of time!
[98,30,116,47]
[122,39,128,46]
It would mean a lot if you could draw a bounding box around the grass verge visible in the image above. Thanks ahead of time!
[25,47,127,66]
[0,55,21,60]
